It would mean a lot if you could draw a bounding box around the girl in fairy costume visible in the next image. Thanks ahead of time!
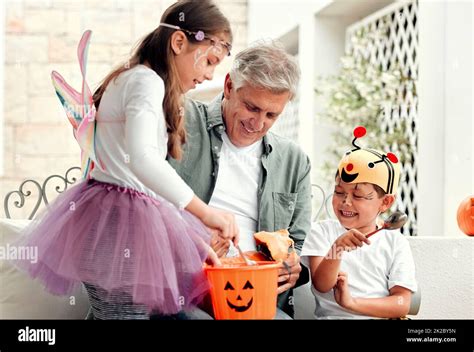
[16,0,239,320]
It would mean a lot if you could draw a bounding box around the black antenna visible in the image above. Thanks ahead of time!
[351,126,366,151]
[373,153,398,165]
[351,137,361,151]
[372,157,385,165]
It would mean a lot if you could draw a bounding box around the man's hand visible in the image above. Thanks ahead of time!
[210,229,231,258]
[277,252,302,294]
[333,271,355,310]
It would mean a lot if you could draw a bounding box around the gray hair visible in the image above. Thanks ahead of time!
[229,40,300,100]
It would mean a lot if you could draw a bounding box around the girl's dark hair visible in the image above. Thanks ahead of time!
[93,0,232,159]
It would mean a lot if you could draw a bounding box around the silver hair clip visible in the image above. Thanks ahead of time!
[159,23,231,56]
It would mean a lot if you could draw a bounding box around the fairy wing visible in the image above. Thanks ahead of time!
[51,30,104,179]
[51,71,82,130]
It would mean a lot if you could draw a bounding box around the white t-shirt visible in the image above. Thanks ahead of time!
[301,219,417,319]
[91,65,194,209]
[209,133,263,253]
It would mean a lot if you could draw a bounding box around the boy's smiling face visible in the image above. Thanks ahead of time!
[332,177,395,234]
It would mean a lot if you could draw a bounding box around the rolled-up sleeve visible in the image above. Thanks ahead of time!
[289,155,312,254]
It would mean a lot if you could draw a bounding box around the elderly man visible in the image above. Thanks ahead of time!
[168,42,312,318]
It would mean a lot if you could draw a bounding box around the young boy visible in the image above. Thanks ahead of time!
[301,126,417,319]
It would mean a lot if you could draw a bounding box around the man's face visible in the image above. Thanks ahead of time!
[222,75,290,147]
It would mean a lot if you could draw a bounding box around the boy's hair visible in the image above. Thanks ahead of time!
[372,183,387,198]
[93,0,232,160]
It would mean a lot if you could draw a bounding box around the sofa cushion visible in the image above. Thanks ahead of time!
[0,218,90,319]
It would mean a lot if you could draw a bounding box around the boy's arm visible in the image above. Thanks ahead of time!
[309,251,341,293]
[309,229,370,293]
[338,283,412,318]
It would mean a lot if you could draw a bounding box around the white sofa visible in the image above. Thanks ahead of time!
[0,218,90,319]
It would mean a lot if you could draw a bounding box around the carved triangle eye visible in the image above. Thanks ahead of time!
[224,281,234,290]
[243,280,254,290]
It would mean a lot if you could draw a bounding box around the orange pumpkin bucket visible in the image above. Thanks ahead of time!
[204,259,280,320]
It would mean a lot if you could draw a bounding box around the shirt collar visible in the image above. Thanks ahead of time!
[206,92,274,156]
[206,93,225,129]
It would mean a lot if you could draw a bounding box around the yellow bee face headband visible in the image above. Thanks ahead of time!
[336,126,401,195]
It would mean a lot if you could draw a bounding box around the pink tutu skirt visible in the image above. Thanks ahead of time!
[14,179,211,314]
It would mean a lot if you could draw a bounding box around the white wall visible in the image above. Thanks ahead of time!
[408,236,474,319]
[311,14,360,189]
[247,0,331,43]
[443,1,473,237]
[0,1,4,176]
[418,0,474,237]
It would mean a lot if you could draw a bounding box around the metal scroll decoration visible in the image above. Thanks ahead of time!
[311,183,335,222]
[4,166,81,220]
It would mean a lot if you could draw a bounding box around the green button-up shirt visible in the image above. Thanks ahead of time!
[168,93,312,253]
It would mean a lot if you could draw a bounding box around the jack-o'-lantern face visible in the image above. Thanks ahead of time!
[224,280,254,312]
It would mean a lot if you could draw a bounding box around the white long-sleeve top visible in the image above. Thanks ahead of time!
[90,65,194,209]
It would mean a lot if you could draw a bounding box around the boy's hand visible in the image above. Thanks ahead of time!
[334,229,371,252]
[333,271,355,309]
